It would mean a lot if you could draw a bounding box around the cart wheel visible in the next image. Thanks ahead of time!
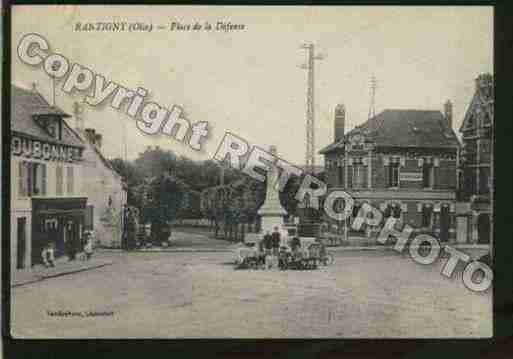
[324,253,334,265]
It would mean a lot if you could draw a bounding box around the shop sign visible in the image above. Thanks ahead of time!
[399,172,422,181]
[11,136,80,162]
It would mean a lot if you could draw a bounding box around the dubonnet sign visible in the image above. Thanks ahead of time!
[11,136,81,162]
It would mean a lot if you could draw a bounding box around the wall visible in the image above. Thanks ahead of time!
[10,154,84,269]
[323,149,459,241]
[80,140,127,247]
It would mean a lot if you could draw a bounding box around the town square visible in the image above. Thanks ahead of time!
[8,5,494,340]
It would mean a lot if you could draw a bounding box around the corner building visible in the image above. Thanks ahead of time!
[320,105,460,242]
[10,85,86,271]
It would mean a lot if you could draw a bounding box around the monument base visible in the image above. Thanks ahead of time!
[260,215,284,236]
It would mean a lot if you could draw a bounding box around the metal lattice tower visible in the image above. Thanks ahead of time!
[368,75,377,119]
[300,43,323,173]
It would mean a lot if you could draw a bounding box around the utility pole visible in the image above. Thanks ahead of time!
[299,43,323,174]
[73,102,84,132]
[368,75,377,119]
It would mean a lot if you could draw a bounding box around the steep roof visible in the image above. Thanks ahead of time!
[11,84,84,148]
[69,127,124,180]
[320,109,460,154]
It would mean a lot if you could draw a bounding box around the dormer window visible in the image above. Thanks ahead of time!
[36,116,62,140]
[47,121,57,138]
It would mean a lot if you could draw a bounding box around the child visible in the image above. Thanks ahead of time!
[84,232,94,260]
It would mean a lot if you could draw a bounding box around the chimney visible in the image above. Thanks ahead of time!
[476,73,493,99]
[334,104,346,142]
[95,134,102,149]
[84,128,96,144]
[444,100,453,129]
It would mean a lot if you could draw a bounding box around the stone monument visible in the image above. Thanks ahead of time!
[257,145,287,234]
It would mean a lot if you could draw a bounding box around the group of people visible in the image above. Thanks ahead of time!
[258,226,302,269]
[41,231,95,268]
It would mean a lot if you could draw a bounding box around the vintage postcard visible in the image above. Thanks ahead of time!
[8,5,493,338]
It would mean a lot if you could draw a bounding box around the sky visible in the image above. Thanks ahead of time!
[12,5,493,166]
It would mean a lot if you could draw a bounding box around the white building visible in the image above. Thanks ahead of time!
[74,127,127,248]
[10,84,86,271]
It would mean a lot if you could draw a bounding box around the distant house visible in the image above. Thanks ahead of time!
[458,73,493,244]
[71,126,128,248]
[320,102,460,242]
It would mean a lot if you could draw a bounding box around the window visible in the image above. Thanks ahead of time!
[421,205,433,227]
[338,166,344,186]
[47,122,56,138]
[18,162,28,197]
[352,165,367,188]
[56,165,64,195]
[479,167,489,194]
[66,166,74,195]
[384,204,401,219]
[388,163,399,187]
[31,163,47,195]
[18,161,46,197]
[422,163,434,188]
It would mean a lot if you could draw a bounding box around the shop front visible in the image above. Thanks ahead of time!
[32,197,87,264]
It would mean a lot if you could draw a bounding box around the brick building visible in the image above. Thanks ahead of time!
[457,73,493,244]
[320,103,460,242]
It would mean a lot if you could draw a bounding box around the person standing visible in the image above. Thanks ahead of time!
[84,231,94,260]
[41,242,55,267]
[263,231,273,255]
[262,231,273,269]
[271,226,281,256]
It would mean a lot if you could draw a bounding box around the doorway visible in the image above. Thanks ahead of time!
[16,218,27,269]
[477,213,490,244]
[439,205,450,242]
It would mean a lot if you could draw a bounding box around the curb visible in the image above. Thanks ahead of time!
[12,261,114,288]
[327,244,490,251]
[125,249,232,253]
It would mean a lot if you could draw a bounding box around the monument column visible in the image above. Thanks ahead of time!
[257,146,287,234]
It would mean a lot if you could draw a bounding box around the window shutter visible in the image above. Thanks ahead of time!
[42,164,47,195]
[348,158,353,166]
[18,162,26,197]
[27,162,33,196]
[418,158,424,167]
[434,158,440,167]
[401,203,408,212]
[449,203,455,213]
[417,203,422,212]
[400,157,406,167]
[383,157,389,166]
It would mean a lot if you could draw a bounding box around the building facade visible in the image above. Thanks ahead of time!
[320,104,460,242]
[10,85,86,271]
[74,126,128,248]
[458,73,493,244]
